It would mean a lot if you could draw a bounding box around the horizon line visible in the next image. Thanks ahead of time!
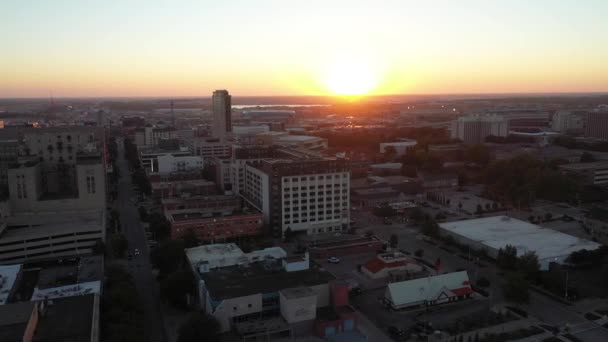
[2,91,608,101]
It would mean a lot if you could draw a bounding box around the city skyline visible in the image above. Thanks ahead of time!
[1,0,608,98]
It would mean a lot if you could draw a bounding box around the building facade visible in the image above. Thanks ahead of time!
[586,111,608,141]
[242,158,350,236]
[450,115,509,144]
[212,90,232,139]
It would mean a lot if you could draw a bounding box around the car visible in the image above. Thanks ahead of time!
[134,248,140,256]
[127,253,133,260]
[327,257,340,264]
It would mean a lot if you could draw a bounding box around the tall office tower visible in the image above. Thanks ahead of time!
[212,90,232,139]
[450,114,509,144]
[586,110,608,141]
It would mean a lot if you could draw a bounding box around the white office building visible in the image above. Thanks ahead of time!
[450,115,509,144]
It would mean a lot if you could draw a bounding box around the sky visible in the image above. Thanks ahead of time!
[1,0,607,98]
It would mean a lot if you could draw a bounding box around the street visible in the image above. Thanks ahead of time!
[115,138,167,342]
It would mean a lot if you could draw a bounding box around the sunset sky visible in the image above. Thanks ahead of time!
[1,0,607,97]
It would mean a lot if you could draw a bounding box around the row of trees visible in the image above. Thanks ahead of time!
[101,265,145,342]
[150,230,201,310]
[123,138,151,195]
[483,154,580,207]
[496,245,541,304]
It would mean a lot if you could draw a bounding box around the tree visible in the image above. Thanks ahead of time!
[177,313,220,342]
[283,227,294,242]
[485,203,491,211]
[492,202,498,211]
[465,144,491,165]
[409,207,425,223]
[458,202,463,211]
[475,204,483,215]
[421,219,439,238]
[389,234,399,248]
[383,146,397,161]
[150,239,185,275]
[160,269,195,309]
[111,233,129,258]
[502,273,530,304]
[580,152,596,163]
[148,212,171,240]
[373,205,396,217]
[435,212,447,220]
[182,229,200,248]
[138,206,149,222]
[496,245,518,270]
[92,239,106,255]
[518,251,541,282]
[544,212,553,222]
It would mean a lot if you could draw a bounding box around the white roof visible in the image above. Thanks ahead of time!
[386,271,470,306]
[439,216,601,261]
[277,135,321,142]
[30,280,101,301]
[380,141,417,146]
[370,163,402,169]
[0,264,22,305]
[185,243,287,269]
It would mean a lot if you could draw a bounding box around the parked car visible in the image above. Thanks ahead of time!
[127,253,133,260]
[327,256,340,264]
[134,248,140,256]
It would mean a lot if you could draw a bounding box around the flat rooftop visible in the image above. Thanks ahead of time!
[369,163,402,169]
[560,161,608,171]
[280,286,315,300]
[0,264,21,305]
[170,211,258,222]
[203,262,334,300]
[439,216,601,261]
[277,135,322,142]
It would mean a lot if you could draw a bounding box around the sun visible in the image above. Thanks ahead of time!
[323,58,379,97]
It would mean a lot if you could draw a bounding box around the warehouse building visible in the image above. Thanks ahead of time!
[439,216,601,270]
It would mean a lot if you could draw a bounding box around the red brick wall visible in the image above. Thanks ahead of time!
[170,213,263,241]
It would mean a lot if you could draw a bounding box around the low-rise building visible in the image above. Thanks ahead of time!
[157,154,203,174]
[0,264,22,305]
[306,236,384,260]
[379,140,417,156]
[559,161,608,186]
[151,179,216,201]
[0,293,100,342]
[384,271,473,310]
[185,244,335,335]
[368,163,402,176]
[439,216,601,270]
[362,252,424,280]
[418,172,458,190]
[168,211,263,241]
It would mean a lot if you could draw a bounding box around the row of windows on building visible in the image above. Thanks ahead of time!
[284,196,348,205]
[283,174,347,182]
[86,176,96,194]
[283,190,347,198]
[284,203,348,211]
[15,174,27,199]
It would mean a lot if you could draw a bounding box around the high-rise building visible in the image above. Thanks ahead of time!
[551,110,587,134]
[586,109,608,141]
[450,115,509,144]
[212,90,232,138]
